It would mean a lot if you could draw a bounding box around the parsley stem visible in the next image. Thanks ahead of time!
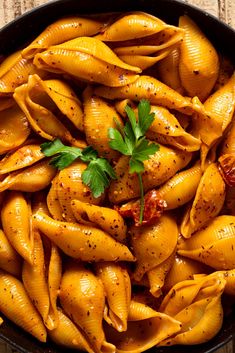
[138,173,144,225]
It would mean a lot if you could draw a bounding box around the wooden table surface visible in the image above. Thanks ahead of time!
[0,0,234,352]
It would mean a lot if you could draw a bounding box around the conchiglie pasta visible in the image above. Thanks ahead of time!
[95,12,167,41]
[60,262,115,353]
[146,105,201,152]
[47,175,64,221]
[33,37,141,87]
[0,229,22,277]
[164,254,210,293]
[0,51,43,95]
[1,191,33,264]
[13,75,85,147]
[95,75,199,115]
[157,48,184,94]
[180,163,226,238]
[194,72,235,166]
[0,104,30,155]
[48,309,95,352]
[96,262,131,332]
[0,270,47,342]
[104,300,181,353]
[22,228,51,329]
[109,145,191,203]
[55,161,104,222]
[0,144,44,174]
[71,199,127,242]
[22,17,104,59]
[130,214,178,281]
[83,87,122,160]
[147,251,175,297]
[157,162,202,210]
[178,215,235,269]
[159,274,225,345]
[178,15,219,102]
[33,212,135,262]
[0,160,56,193]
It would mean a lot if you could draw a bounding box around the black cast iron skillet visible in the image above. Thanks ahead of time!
[0,0,235,352]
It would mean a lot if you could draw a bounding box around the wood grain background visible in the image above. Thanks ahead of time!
[0,0,234,352]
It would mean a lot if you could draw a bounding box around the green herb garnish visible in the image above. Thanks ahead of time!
[41,139,116,198]
[108,99,159,224]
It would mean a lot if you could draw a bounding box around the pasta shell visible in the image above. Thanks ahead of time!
[13,76,85,148]
[0,144,44,174]
[179,16,219,102]
[160,272,225,316]
[194,269,235,296]
[164,255,210,293]
[29,74,84,131]
[178,215,235,269]
[95,75,199,115]
[0,104,30,155]
[113,27,184,56]
[0,51,43,95]
[33,212,135,262]
[104,300,181,353]
[130,214,178,281]
[47,175,64,221]
[194,72,235,168]
[118,50,171,71]
[33,37,141,87]
[48,309,94,352]
[38,244,61,332]
[0,160,57,193]
[147,251,175,298]
[0,270,47,342]
[146,105,201,152]
[22,17,104,59]
[109,145,191,204]
[160,274,225,345]
[204,72,235,132]
[1,191,33,264]
[157,162,202,210]
[157,47,184,94]
[95,12,167,41]
[22,228,51,328]
[0,229,22,277]
[83,87,122,160]
[60,262,115,353]
[56,161,103,222]
[71,199,127,243]
[162,296,223,346]
[180,163,225,238]
[96,262,131,332]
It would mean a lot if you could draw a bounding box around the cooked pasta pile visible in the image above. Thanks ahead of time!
[0,11,234,353]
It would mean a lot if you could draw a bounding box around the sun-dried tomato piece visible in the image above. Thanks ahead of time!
[218,153,235,186]
[116,189,167,226]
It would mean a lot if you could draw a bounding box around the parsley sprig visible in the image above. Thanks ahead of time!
[108,100,159,224]
[41,139,116,198]
[41,100,159,224]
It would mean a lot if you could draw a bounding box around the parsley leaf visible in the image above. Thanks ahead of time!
[40,139,116,198]
[82,158,116,198]
[108,99,159,224]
